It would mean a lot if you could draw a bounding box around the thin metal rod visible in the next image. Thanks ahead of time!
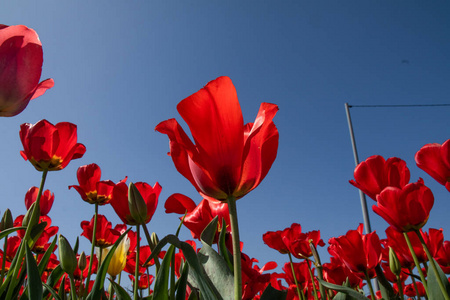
[344,103,372,234]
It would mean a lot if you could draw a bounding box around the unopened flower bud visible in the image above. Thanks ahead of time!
[151,232,160,249]
[0,209,13,231]
[389,247,401,277]
[58,234,77,275]
[128,182,147,224]
[22,202,40,229]
[78,251,87,271]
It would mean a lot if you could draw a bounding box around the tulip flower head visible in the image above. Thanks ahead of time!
[111,181,161,225]
[20,119,86,171]
[0,24,54,117]
[97,234,130,277]
[349,155,410,201]
[415,139,450,192]
[69,163,126,205]
[156,76,279,202]
[373,178,434,232]
[24,186,54,216]
[328,224,382,279]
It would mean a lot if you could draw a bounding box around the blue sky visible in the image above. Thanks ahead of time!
[1,0,450,282]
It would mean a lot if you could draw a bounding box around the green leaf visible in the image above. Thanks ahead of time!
[260,284,287,300]
[25,244,43,300]
[37,235,58,276]
[0,226,26,240]
[217,218,232,271]
[200,216,218,246]
[176,262,189,300]
[153,245,176,300]
[73,236,80,255]
[43,265,64,298]
[42,283,62,300]
[28,221,48,249]
[143,234,222,300]
[197,242,233,300]
[318,279,370,300]
[428,258,450,300]
[108,279,132,300]
[86,228,131,300]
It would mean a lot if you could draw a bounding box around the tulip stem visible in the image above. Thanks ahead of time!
[3,168,48,300]
[415,230,450,300]
[288,253,303,300]
[227,195,242,300]
[142,224,160,273]
[134,225,141,300]
[408,267,422,300]
[83,203,98,300]
[403,232,429,296]
[364,271,376,300]
[306,259,319,300]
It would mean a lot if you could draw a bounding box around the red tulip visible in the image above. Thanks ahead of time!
[328,224,382,279]
[0,24,54,117]
[263,223,325,259]
[435,241,450,274]
[373,179,434,232]
[322,257,363,288]
[349,155,410,201]
[20,119,86,171]
[415,139,450,192]
[183,198,231,240]
[155,76,279,201]
[164,193,197,214]
[80,214,121,248]
[24,186,54,216]
[110,181,161,225]
[69,163,126,205]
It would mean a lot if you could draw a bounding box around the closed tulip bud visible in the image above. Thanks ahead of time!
[128,182,147,224]
[151,232,160,249]
[22,202,40,229]
[78,251,87,271]
[0,209,13,231]
[389,247,401,277]
[58,234,77,275]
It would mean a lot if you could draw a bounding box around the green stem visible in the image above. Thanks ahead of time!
[147,267,151,297]
[288,253,303,300]
[306,259,319,300]
[396,275,404,300]
[227,195,242,300]
[134,225,141,300]
[3,168,48,300]
[403,232,429,296]
[108,275,116,300]
[408,267,422,300]
[83,203,98,300]
[68,273,78,300]
[364,271,376,300]
[415,229,450,300]
[1,235,8,283]
[142,223,160,273]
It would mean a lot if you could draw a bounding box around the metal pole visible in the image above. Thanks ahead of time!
[344,103,372,234]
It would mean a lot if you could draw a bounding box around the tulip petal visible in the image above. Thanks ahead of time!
[177,76,244,195]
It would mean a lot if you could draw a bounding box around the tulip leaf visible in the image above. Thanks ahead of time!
[153,244,175,300]
[28,221,47,249]
[25,243,43,300]
[176,262,189,300]
[260,284,287,300]
[42,283,62,300]
[218,218,233,271]
[37,234,58,275]
[42,265,64,298]
[200,216,218,246]
[428,259,450,300]
[318,279,370,300]
[73,236,80,254]
[374,264,397,300]
[0,226,26,240]
[86,228,131,300]
[197,242,233,300]
[143,234,222,300]
[108,278,132,300]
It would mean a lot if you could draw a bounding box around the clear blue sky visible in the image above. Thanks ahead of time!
[1,1,450,279]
